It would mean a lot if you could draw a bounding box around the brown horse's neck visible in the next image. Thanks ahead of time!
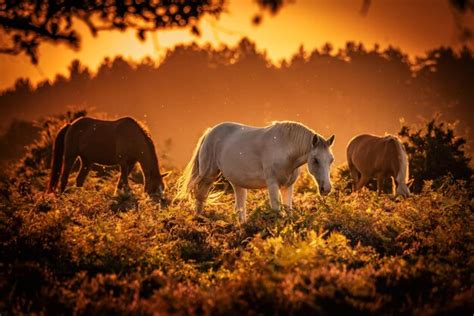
[140,137,161,183]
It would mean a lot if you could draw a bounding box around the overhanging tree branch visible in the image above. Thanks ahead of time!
[0,0,291,63]
[0,0,227,63]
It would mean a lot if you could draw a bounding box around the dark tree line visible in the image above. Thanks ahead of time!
[0,39,472,166]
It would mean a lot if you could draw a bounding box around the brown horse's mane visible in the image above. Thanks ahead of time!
[131,118,151,138]
[134,119,160,174]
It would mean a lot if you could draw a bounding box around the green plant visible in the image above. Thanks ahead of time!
[399,117,472,192]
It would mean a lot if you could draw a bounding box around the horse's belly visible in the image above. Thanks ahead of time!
[224,172,267,189]
[78,139,118,165]
[219,153,267,189]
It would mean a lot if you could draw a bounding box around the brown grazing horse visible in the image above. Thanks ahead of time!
[48,117,169,202]
[347,134,411,197]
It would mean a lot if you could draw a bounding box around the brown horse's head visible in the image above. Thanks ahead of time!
[145,171,171,205]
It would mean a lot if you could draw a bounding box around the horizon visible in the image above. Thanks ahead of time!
[1,0,470,91]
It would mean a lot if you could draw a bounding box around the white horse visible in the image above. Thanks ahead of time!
[177,121,335,222]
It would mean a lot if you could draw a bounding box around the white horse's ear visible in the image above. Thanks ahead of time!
[161,171,171,178]
[312,135,320,147]
[327,135,335,146]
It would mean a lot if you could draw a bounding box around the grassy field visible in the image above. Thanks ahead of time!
[0,166,472,315]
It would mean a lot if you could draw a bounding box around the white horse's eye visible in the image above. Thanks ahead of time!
[314,158,319,164]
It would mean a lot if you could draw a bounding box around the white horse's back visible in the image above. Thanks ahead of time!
[209,122,273,189]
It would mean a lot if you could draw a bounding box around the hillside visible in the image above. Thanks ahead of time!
[0,163,472,314]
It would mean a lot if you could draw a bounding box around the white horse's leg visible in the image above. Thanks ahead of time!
[194,159,221,213]
[232,184,247,223]
[266,178,281,211]
[195,178,214,213]
[280,184,293,208]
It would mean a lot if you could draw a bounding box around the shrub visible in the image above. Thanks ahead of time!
[399,117,472,192]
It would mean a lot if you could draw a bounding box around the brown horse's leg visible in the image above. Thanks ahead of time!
[376,174,385,195]
[116,164,131,194]
[349,165,360,192]
[128,161,136,181]
[355,174,370,191]
[76,159,91,187]
[60,155,77,192]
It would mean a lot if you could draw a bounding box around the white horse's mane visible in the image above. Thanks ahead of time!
[270,121,316,155]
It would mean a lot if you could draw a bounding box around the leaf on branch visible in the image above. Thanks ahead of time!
[252,14,262,25]
[191,25,200,36]
[137,29,146,41]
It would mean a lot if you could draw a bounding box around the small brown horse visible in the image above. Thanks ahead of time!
[347,134,411,197]
[48,117,169,202]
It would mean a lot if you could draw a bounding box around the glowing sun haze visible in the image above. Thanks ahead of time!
[0,0,463,91]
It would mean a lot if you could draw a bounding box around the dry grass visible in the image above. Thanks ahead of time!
[0,166,472,315]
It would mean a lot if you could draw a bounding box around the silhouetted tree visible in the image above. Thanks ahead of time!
[0,120,40,166]
[399,117,473,192]
[0,0,288,63]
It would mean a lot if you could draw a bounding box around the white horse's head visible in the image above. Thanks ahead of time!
[307,135,335,195]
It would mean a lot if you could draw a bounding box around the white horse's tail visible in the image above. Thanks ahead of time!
[175,128,212,201]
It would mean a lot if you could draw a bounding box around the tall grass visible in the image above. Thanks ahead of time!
[0,164,472,314]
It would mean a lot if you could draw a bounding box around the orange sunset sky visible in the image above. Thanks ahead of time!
[0,0,469,92]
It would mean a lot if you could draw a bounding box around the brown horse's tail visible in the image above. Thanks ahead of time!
[47,124,70,193]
